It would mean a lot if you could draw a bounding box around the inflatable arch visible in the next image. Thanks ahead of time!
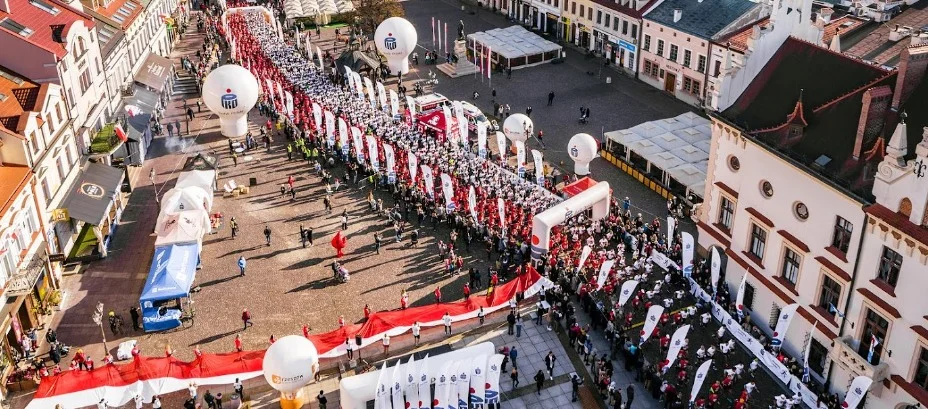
[530,181,611,259]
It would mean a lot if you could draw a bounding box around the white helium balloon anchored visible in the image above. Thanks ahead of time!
[502,114,533,143]
[262,335,319,394]
[568,133,599,175]
[201,65,260,138]
[375,17,417,76]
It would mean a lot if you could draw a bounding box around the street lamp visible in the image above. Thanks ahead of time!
[91,302,108,355]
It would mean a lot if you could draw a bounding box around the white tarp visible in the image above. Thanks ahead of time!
[154,209,209,247]
[175,170,216,197]
[160,186,211,214]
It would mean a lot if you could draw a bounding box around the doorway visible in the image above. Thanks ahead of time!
[664,73,676,93]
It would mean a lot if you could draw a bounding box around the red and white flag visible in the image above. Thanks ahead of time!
[487,46,492,79]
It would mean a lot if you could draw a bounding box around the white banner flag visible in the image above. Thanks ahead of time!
[351,127,364,161]
[406,95,417,121]
[364,77,377,107]
[440,173,455,211]
[617,280,639,307]
[690,360,713,402]
[416,355,430,409]
[484,354,504,406]
[711,247,722,294]
[316,45,324,70]
[470,354,487,408]
[344,65,353,88]
[324,110,336,147]
[842,376,873,409]
[682,232,695,271]
[389,89,400,117]
[666,325,691,369]
[454,101,468,144]
[275,81,285,111]
[433,362,453,409]
[408,152,419,183]
[468,186,478,222]
[735,272,748,313]
[265,78,275,105]
[496,132,506,162]
[577,245,593,270]
[375,362,390,409]
[771,303,799,347]
[366,134,380,171]
[284,91,294,117]
[640,305,665,344]
[338,117,349,155]
[455,362,469,409]
[376,81,388,111]
[515,140,526,177]
[404,355,417,408]
[390,362,404,409]
[442,104,454,141]
[667,216,676,240]
[802,323,816,383]
[497,198,505,228]
[596,259,616,290]
[312,103,322,133]
[477,122,488,158]
[305,35,312,55]
[531,149,544,185]
[354,73,365,98]
[422,165,434,197]
[384,144,396,183]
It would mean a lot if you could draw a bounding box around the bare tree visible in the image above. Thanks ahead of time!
[346,0,405,35]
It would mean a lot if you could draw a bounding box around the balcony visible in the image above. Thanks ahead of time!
[830,335,890,386]
[88,122,126,155]
[6,252,48,296]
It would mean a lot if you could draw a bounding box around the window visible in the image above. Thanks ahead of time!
[597,10,602,24]
[56,157,66,182]
[613,17,619,31]
[55,102,63,123]
[749,224,767,260]
[622,20,628,35]
[643,35,651,52]
[683,49,692,67]
[831,216,853,253]
[742,282,755,311]
[714,60,722,77]
[915,347,928,391]
[682,77,701,95]
[781,248,801,285]
[30,132,40,153]
[79,69,91,94]
[0,17,34,37]
[657,39,664,57]
[818,275,841,313]
[858,308,888,365]
[669,44,678,61]
[41,179,52,205]
[587,7,592,20]
[571,2,576,14]
[697,55,707,73]
[632,24,638,39]
[67,89,75,107]
[808,339,828,375]
[718,196,734,230]
[877,246,903,287]
[30,0,60,14]
[579,4,584,16]
[643,60,658,78]
[604,14,610,28]
[65,143,75,166]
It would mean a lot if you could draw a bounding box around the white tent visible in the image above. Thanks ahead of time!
[154,210,210,248]
[175,170,216,195]
[161,186,212,214]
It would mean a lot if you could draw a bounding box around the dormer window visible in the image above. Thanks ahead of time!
[30,0,61,15]
[789,124,803,139]
[0,18,35,37]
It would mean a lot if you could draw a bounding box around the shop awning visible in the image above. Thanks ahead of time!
[61,163,125,225]
[123,86,158,142]
[134,54,173,91]
[140,243,199,303]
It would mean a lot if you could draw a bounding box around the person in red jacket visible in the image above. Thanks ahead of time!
[234,334,243,352]
[364,304,371,320]
[434,286,442,304]
[463,283,471,301]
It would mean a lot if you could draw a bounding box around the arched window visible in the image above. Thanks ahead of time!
[899,198,912,217]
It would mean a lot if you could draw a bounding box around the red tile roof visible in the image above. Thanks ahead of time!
[0,165,32,216]
[0,66,40,135]
[86,0,141,30]
[717,18,769,53]
[822,16,869,47]
[865,203,928,247]
[0,0,95,58]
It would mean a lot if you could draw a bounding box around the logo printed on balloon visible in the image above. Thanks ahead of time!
[221,88,238,109]
[384,33,397,50]
[570,145,579,158]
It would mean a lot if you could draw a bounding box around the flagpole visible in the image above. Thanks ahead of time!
[432,17,436,50]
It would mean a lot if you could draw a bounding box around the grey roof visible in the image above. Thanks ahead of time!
[644,0,760,39]
[124,85,157,141]
[95,19,125,60]
[62,163,125,225]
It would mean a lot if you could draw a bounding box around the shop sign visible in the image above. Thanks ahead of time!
[51,208,69,222]
[618,39,637,53]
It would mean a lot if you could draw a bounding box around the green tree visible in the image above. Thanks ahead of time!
[347,0,405,35]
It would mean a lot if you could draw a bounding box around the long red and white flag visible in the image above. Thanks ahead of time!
[487,46,492,79]
[432,17,436,48]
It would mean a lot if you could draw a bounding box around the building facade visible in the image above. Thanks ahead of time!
[639,0,764,106]
[583,0,655,74]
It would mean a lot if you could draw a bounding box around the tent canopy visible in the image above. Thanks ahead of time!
[175,170,216,195]
[140,244,199,303]
[417,110,459,135]
[161,186,212,213]
[561,177,598,197]
[154,210,210,247]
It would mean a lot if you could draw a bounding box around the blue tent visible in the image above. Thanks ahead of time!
[139,244,199,331]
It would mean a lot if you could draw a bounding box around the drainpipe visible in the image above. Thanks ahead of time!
[824,211,869,392]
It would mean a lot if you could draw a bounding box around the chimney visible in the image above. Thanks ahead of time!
[819,8,834,24]
[673,9,683,23]
[0,0,10,14]
[891,46,928,110]
[852,86,892,160]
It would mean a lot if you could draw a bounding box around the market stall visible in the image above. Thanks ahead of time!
[139,244,200,332]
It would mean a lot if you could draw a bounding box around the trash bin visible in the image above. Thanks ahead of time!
[230,394,242,409]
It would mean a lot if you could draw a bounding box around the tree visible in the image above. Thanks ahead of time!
[347,0,405,36]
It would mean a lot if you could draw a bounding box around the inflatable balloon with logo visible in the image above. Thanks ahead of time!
[201,64,260,138]
[374,17,417,76]
[263,335,319,409]
[502,114,532,143]
[567,133,599,175]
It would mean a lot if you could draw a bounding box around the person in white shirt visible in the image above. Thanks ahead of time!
[687,306,697,318]
[443,313,453,335]
[701,313,711,325]
[412,322,421,345]
[662,298,673,308]
[744,381,756,396]
[382,334,390,355]
[717,326,726,339]
[234,378,244,397]
[188,382,198,401]
[152,396,162,409]
[706,346,716,357]
[696,345,706,359]
[134,394,144,409]
[775,394,788,408]
[719,342,731,354]
[734,363,744,379]
[749,359,759,375]
[478,307,486,325]
[674,290,684,299]
[97,399,107,409]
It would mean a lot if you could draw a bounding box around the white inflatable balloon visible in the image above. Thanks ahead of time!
[202,65,260,138]
[568,133,599,175]
[502,114,533,143]
[374,17,417,76]
[262,335,319,394]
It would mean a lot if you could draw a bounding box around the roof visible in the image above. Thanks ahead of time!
[865,203,928,247]
[717,18,769,53]
[843,1,928,66]
[0,0,95,58]
[0,66,40,133]
[590,0,661,19]
[134,53,173,91]
[720,37,894,201]
[0,164,32,216]
[85,0,142,30]
[893,55,928,161]
[643,0,760,39]
[61,162,125,225]
[94,17,125,59]
[468,26,562,60]
[821,16,868,47]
